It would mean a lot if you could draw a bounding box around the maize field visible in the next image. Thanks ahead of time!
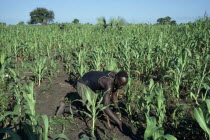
[0,17,210,140]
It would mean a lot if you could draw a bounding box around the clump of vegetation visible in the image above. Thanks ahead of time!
[96,16,127,30]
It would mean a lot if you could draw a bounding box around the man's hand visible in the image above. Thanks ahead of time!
[113,109,121,120]
[119,123,137,140]
[119,123,138,139]
[119,122,130,136]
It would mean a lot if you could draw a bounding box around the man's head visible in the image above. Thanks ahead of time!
[114,71,128,89]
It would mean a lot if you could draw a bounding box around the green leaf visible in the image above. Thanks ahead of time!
[146,116,157,126]
[154,127,164,139]
[185,48,192,57]
[162,75,174,81]
[79,110,92,118]
[52,133,69,140]
[161,134,177,140]
[8,68,17,77]
[80,136,93,140]
[0,93,12,97]
[85,88,92,105]
[172,105,190,119]
[22,123,37,140]
[193,108,210,135]
[41,114,49,140]
[144,124,158,140]
[13,104,21,114]
[205,99,210,114]
[0,52,5,65]
[0,128,21,140]
[149,78,155,90]
[99,105,109,112]
[86,104,92,112]
[0,111,18,121]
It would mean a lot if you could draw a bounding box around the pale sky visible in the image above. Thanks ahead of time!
[0,0,209,24]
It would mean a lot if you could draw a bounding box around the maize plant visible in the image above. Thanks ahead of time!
[79,87,108,138]
[144,116,177,140]
[30,57,48,86]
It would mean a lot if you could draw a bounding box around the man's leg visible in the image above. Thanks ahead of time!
[56,82,89,117]
[56,101,79,116]
[56,101,66,116]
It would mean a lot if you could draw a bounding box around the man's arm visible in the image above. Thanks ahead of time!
[103,90,122,130]
[112,91,119,110]
[99,77,123,130]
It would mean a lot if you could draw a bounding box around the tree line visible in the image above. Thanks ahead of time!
[1,7,177,25]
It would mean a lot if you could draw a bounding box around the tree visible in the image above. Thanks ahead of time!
[164,16,171,24]
[72,18,79,24]
[0,22,6,26]
[170,20,177,25]
[18,21,24,25]
[29,8,54,25]
[157,16,176,25]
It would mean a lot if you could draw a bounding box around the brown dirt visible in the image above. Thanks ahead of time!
[34,71,140,140]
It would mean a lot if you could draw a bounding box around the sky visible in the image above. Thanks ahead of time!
[0,0,210,25]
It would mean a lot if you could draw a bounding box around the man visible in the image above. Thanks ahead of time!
[56,71,129,134]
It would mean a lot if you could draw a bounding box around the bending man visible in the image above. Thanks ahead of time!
[56,71,129,133]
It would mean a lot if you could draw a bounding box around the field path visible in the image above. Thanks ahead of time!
[35,71,75,117]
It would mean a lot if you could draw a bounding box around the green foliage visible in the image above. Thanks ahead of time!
[80,88,108,138]
[97,17,107,28]
[72,18,79,24]
[141,79,166,127]
[157,16,176,25]
[0,22,6,26]
[17,21,25,25]
[73,49,88,77]
[144,116,177,140]
[96,17,126,29]
[109,17,127,29]
[52,134,70,140]
[0,50,15,123]
[29,7,54,25]
[193,99,210,139]
[0,80,69,140]
[0,128,21,140]
[30,57,48,86]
